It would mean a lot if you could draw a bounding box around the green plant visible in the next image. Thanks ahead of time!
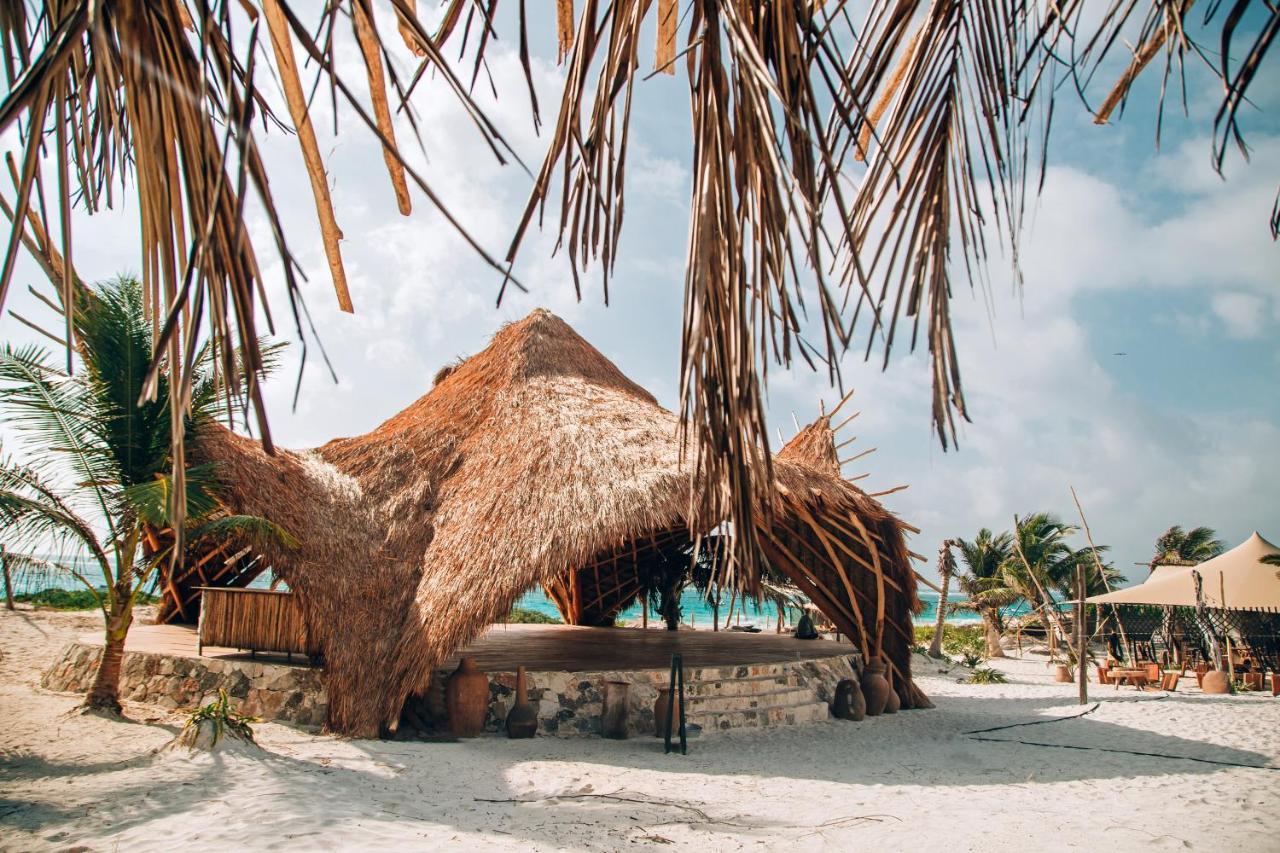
[184,689,259,746]
[0,276,294,714]
[968,666,1008,685]
[959,651,984,668]
[15,587,159,611]
[506,607,561,624]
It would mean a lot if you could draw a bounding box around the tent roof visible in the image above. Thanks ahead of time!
[1087,532,1280,610]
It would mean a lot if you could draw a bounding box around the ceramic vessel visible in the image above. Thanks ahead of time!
[601,680,630,739]
[1200,669,1231,694]
[1054,664,1072,683]
[883,668,900,714]
[860,657,891,716]
[653,686,683,737]
[446,657,489,737]
[505,666,537,739]
[832,678,866,721]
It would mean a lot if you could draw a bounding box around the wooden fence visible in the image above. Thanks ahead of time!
[197,587,320,659]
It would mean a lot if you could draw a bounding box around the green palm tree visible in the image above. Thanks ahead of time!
[0,276,294,714]
[1150,526,1225,569]
[954,529,1018,657]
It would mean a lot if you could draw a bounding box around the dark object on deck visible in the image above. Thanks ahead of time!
[729,624,761,633]
[196,587,318,659]
[832,678,865,721]
[861,657,891,716]
[446,657,489,737]
[664,654,687,755]
[506,666,538,738]
[601,680,631,739]
[794,613,819,640]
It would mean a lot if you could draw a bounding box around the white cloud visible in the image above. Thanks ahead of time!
[1211,292,1267,339]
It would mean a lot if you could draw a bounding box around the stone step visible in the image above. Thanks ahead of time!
[682,673,807,698]
[689,700,831,732]
[685,686,820,714]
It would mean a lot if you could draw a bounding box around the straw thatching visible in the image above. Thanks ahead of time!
[196,309,927,736]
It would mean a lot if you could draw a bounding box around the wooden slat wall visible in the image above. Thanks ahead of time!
[197,587,319,657]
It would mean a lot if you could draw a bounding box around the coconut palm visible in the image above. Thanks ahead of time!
[0,2,1271,592]
[954,529,1018,657]
[1150,526,1225,569]
[0,275,294,714]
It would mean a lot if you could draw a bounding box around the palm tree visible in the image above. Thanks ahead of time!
[0,276,293,714]
[927,540,957,658]
[0,3,1270,593]
[1150,526,1225,569]
[954,529,1017,658]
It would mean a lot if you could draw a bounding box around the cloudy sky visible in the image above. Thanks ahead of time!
[2,6,1276,583]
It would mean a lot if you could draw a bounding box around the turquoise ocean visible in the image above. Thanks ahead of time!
[6,555,1020,626]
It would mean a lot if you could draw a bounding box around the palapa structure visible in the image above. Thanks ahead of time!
[195,309,927,737]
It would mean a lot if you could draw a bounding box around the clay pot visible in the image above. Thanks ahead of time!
[832,678,866,721]
[882,668,900,714]
[601,680,630,739]
[505,666,537,739]
[653,686,683,737]
[1054,664,1073,683]
[446,657,489,737]
[1201,669,1231,695]
[860,658,891,717]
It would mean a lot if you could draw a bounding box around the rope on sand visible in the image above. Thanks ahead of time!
[965,735,1280,771]
[961,702,1101,735]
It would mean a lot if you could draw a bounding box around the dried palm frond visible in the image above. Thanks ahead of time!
[0,0,521,536]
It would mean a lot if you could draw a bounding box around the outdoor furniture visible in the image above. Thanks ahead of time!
[1107,668,1151,690]
[1142,662,1161,683]
[1160,670,1181,691]
[1095,665,1112,685]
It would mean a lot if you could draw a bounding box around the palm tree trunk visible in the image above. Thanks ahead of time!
[85,584,133,714]
[982,608,1006,657]
[86,611,129,713]
[927,569,950,657]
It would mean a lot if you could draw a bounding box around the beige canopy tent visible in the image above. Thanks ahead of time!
[1088,532,1280,611]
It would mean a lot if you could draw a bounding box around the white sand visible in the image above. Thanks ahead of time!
[2,607,1278,852]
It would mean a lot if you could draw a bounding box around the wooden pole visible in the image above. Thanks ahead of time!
[1070,486,1131,662]
[1077,562,1089,704]
[2,545,13,610]
[1221,574,1235,684]
[642,591,648,629]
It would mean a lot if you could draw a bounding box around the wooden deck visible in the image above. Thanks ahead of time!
[86,623,856,673]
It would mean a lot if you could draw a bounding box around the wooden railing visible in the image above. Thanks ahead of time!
[196,587,320,659]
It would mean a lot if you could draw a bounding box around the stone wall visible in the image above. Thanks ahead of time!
[423,655,858,738]
[42,642,327,728]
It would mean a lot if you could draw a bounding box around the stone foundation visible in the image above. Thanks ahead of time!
[422,654,858,737]
[42,642,327,728]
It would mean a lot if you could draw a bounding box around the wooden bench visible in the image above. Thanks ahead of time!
[196,586,320,660]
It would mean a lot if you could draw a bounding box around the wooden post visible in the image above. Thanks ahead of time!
[641,591,648,629]
[2,545,13,610]
[1221,575,1235,685]
[1076,562,1088,704]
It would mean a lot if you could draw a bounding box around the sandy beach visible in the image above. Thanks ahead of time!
[2,606,1277,852]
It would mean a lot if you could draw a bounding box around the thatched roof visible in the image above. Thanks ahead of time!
[198,309,928,736]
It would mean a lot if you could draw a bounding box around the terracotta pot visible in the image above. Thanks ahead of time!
[1201,669,1231,695]
[446,657,489,737]
[885,666,906,712]
[653,686,683,737]
[505,666,537,739]
[861,658,891,717]
[1054,664,1072,683]
[602,680,631,739]
[832,678,865,721]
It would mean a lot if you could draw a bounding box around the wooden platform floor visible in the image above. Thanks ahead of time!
[83,623,855,673]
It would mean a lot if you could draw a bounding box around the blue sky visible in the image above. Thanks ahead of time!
[1,5,1276,583]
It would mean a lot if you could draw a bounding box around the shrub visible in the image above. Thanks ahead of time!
[507,607,561,624]
[184,689,258,746]
[15,587,159,610]
[959,651,983,668]
[968,666,1008,684]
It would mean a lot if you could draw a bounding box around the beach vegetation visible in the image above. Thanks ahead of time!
[507,607,561,624]
[0,276,295,715]
[1150,526,1225,568]
[181,689,259,747]
[14,586,159,611]
[967,666,1009,685]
